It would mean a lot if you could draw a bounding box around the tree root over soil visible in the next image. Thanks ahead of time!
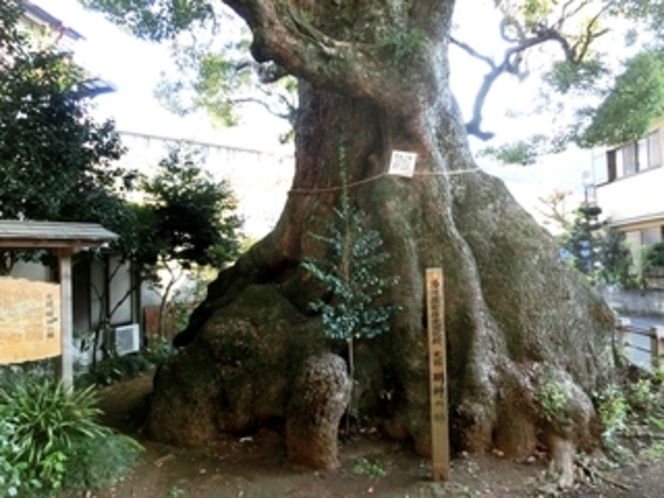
[537,450,632,496]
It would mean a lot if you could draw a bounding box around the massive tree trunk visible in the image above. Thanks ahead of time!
[148,0,614,470]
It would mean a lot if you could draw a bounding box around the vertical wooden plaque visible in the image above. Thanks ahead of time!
[426,268,449,481]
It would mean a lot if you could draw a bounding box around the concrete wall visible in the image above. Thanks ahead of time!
[597,285,664,317]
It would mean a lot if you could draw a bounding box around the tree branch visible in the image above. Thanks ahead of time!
[500,16,526,43]
[221,0,418,116]
[450,36,496,69]
[235,59,290,83]
[571,5,612,63]
[231,95,293,121]
[558,0,594,29]
[256,62,290,84]
[463,27,579,141]
[257,84,298,122]
[459,0,599,140]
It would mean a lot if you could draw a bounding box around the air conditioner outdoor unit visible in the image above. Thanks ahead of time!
[111,323,141,356]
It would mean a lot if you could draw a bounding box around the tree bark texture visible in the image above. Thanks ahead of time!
[149,0,615,463]
[286,353,351,470]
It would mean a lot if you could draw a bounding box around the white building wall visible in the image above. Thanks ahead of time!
[595,166,664,224]
[107,255,133,325]
[117,130,294,239]
[11,261,50,282]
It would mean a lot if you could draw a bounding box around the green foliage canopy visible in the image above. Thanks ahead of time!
[456,0,664,161]
[80,0,664,164]
[82,0,296,131]
[132,146,242,270]
[0,1,240,282]
[79,0,215,42]
[0,1,129,223]
[581,50,664,147]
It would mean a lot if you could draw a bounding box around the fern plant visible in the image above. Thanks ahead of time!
[303,166,400,422]
[0,376,143,496]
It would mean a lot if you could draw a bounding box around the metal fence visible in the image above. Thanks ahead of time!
[615,318,664,370]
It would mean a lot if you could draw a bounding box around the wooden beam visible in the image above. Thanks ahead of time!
[426,268,449,481]
[0,240,108,249]
[57,248,74,390]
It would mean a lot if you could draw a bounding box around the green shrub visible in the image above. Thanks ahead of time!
[77,353,153,387]
[629,378,658,414]
[536,380,570,426]
[77,338,176,388]
[61,431,143,492]
[351,457,387,477]
[0,380,105,494]
[643,241,664,271]
[0,377,143,496]
[0,419,26,497]
[597,383,629,439]
[302,166,400,429]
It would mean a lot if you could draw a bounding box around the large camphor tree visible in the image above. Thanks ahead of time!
[84,0,664,478]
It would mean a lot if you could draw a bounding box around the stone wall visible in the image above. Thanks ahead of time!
[597,285,664,317]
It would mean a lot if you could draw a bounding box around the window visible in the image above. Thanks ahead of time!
[647,131,661,169]
[642,226,663,246]
[601,129,662,183]
[623,142,637,175]
[637,138,648,170]
[595,150,617,184]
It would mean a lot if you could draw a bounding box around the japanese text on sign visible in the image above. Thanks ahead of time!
[426,268,449,481]
[0,278,61,364]
[388,150,417,177]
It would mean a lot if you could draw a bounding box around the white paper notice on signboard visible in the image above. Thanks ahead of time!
[0,277,61,365]
[388,150,417,178]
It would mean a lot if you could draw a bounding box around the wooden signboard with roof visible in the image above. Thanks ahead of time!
[0,221,117,389]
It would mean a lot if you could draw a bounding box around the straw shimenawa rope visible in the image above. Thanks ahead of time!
[288,168,481,195]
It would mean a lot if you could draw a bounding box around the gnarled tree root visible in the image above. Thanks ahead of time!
[286,352,351,470]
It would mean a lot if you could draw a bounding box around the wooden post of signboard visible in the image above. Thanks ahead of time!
[58,248,74,390]
[426,268,449,481]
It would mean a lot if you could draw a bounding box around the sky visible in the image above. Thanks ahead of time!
[30,0,289,150]
[32,2,173,124]
[31,0,592,225]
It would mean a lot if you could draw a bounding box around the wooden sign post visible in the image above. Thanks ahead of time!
[426,268,449,481]
[0,220,119,391]
[58,247,74,390]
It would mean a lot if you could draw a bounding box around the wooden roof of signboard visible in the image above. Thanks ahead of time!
[0,221,118,249]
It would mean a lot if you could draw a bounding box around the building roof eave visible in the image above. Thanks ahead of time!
[22,1,86,41]
[606,212,664,230]
[0,220,118,249]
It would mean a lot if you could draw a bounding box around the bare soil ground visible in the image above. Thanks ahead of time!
[85,372,664,498]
